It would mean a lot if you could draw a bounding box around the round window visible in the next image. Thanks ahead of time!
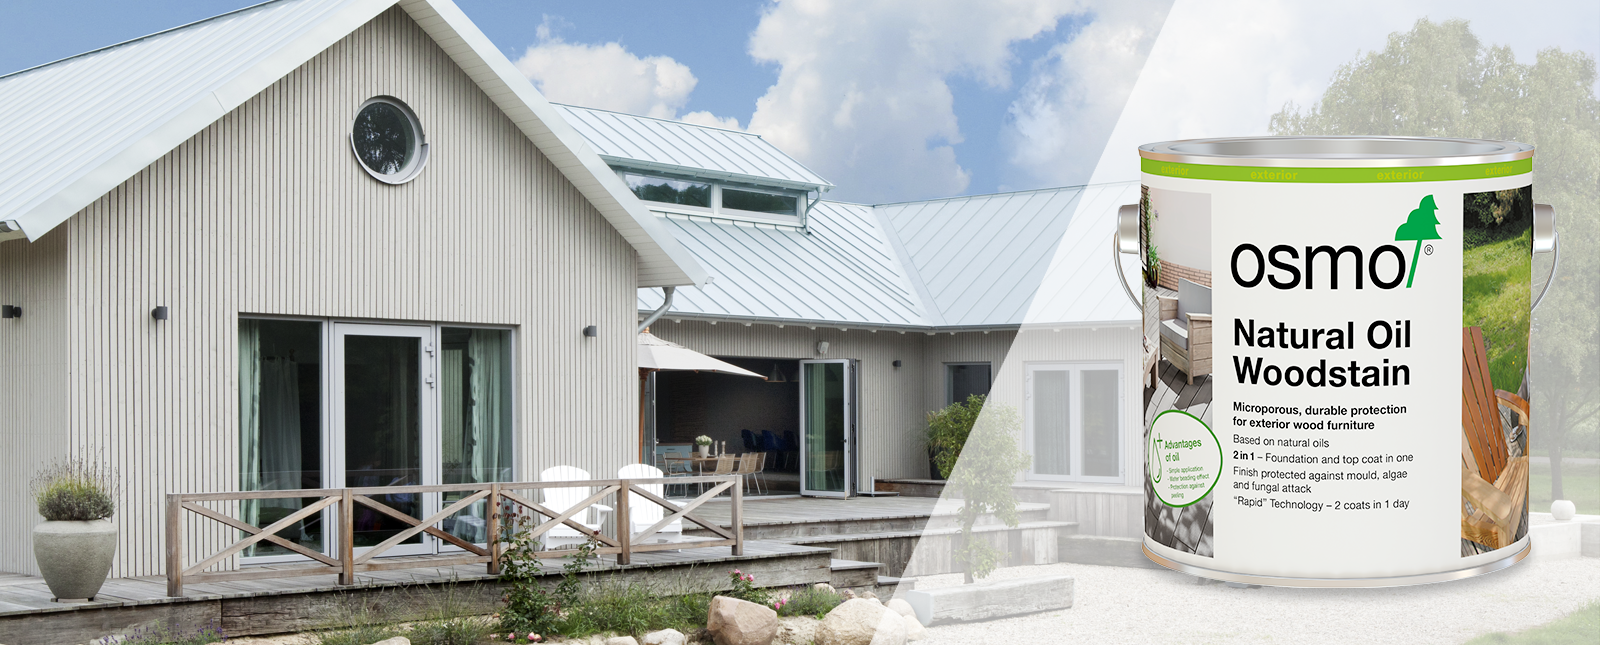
[350,97,428,183]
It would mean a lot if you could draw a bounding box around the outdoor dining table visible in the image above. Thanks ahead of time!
[662,455,738,496]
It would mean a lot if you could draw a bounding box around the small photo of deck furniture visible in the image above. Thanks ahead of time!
[1158,279,1213,385]
[1460,326,1530,554]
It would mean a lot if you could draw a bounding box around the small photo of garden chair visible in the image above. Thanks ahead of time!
[1461,326,1530,552]
[1158,278,1212,385]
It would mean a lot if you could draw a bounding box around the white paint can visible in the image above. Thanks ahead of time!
[1114,137,1558,586]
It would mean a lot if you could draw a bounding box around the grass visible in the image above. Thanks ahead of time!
[316,578,493,645]
[1530,458,1600,516]
[1463,227,1532,394]
[1465,601,1600,644]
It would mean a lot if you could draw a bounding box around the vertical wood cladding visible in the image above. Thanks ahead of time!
[0,8,639,576]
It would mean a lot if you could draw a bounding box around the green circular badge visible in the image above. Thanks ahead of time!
[1149,410,1223,508]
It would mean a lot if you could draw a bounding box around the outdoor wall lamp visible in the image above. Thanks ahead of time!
[1,305,19,319]
[893,359,902,368]
[815,341,829,355]
[151,306,168,320]
[583,325,598,337]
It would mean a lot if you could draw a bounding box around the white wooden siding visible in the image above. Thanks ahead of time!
[0,7,640,577]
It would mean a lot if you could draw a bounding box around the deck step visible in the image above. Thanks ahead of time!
[780,520,1077,545]
[829,558,883,588]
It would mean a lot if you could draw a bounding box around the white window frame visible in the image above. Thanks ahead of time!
[1024,361,1124,484]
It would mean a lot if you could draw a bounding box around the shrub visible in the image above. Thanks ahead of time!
[497,505,599,638]
[30,454,118,521]
[926,395,985,479]
[775,586,843,619]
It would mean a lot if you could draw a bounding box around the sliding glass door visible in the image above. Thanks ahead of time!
[332,323,435,556]
[241,318,516,562]
[799,359,854,497]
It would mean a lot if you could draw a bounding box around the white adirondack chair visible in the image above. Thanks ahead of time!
[537,466,612,549]
[618,463,682,545]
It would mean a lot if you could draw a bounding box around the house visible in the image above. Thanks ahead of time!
[553,105,1144,499]
[0,0,706,578]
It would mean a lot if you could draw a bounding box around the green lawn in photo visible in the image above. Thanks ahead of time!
[1530,459,1600,516]
[1462,227,1532,394]
[1464,601,1600,644]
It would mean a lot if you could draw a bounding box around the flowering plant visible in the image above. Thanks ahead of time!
[724,568,770,605]
[695,435,714,446]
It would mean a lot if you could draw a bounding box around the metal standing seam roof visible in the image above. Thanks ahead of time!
[0,0,706,287]
[553,104,833,193]
[637,201,927,328]
[633,182,1143,329]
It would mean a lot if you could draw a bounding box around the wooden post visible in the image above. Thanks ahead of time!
[339,490,355,585]
[486,483,501,575]
[616,480,631,565]
[165,494,183,597]
[730,477,744,556]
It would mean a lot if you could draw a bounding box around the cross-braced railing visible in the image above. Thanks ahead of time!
[165,475,743,597]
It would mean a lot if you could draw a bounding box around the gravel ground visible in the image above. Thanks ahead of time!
[903,558,1600,645]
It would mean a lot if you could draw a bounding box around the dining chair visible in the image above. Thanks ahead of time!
[735,452,767,496]
[710,455,738,496]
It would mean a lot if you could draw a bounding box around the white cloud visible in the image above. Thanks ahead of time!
[745,0,1088,203]
[680,111,742,130]
[513,20,700,120]
[1001,0,1172,189]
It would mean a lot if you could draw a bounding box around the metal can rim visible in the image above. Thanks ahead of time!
[1140,136,1533,168]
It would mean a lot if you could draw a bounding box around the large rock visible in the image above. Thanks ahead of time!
[367,638,410,645]
[706,595,779,645]
[642,629,686,645]
[884,599,917,622]
[815,598,907,645]
[903,575,1073,626]
[776,616,820,645]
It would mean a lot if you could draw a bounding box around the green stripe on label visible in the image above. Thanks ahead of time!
[1141,158,1531,183]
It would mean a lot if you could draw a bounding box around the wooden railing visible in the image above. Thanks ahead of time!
[165,475,742,597]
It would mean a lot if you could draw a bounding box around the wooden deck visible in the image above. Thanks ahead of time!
[0,540,833,645]
[1144,357,1214,428]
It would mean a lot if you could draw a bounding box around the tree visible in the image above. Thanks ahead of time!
[1394,195,1443,288]
[1272,18,1600,501]
[942,401,1029,583]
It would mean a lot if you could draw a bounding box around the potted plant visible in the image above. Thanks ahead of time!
[695,435,714,457]
[30,454,119,601]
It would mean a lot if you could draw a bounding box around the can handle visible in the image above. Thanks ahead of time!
[1113,203,1141,309]
[1532,203,1559,311]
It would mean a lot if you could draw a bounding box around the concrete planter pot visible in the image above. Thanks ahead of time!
[33,519,117,601]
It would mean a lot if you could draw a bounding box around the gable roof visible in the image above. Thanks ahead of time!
[553,104,832,193]
[0,0,706,287]
[635,182,1142,330]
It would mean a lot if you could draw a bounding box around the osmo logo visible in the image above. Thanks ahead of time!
[1231,195,1442,290]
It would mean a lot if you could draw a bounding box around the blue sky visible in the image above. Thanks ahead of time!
[3,1,1595,202]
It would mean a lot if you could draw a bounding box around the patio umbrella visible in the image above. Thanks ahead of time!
[638,331,765,377]
[638,331,765,462]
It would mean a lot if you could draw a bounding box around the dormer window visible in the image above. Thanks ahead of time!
[621,170,807,225]
[624,173,711,209]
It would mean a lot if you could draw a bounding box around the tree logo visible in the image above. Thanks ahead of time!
[1394,195,1443,288]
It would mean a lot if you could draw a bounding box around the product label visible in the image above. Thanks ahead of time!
[1140,170,1532,579]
